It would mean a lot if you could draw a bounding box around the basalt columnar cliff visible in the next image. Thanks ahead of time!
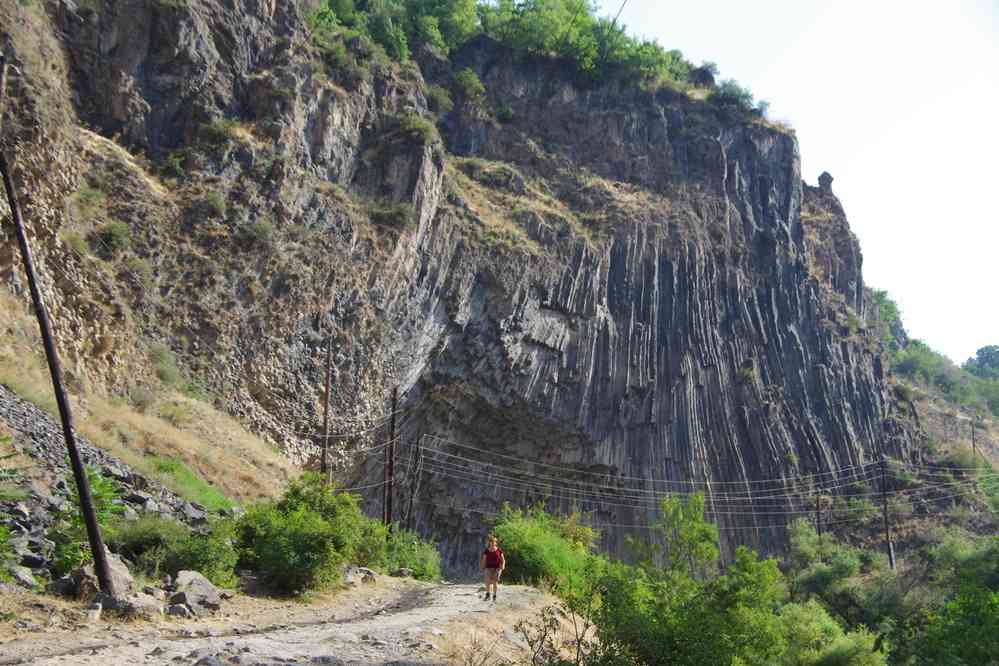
[1,0,917,571]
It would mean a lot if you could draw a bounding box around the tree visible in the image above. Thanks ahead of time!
[964,345,999,380]
[919,587,999,665]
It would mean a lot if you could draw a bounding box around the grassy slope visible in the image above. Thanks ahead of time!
[0,291,297,507]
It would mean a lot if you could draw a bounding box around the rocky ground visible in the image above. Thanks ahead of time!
[0,577,551,665]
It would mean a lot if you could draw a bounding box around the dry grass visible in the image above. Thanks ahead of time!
[0,291,296,506]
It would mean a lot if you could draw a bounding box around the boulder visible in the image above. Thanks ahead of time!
[47,575,76,597]
[103,592,164,620]
[390,567,414,578]
[72,549,134,600]
[168,571,221,616]
[11,566,37,589]
[167,603,194,618]
[343,566,378,585]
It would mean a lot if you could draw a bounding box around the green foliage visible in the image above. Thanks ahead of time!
[241,218,275,246]
[630,493,719,578]
[109,515,238,587]
[0,524,15,582]
[454,67,486,101]
[72,185,107,219]
[149,343,181,385]
[384,527,443,581]
[495,101,514,122]
[146,456,232,511]
[426,84,454,113]
[199,118,240,146]
[202,192,227,218]
[491,504,597,598]
[894,339,999,416]
[50,466,124,576]
[870,289,902,353]
[96,220,131,257]
[237,503,345,594]
[710,78,758,116]
[236,473,441,593]
[396,112,438,144]
[918,587,999,665]
[368,200,414,227]
[964,345,999,381]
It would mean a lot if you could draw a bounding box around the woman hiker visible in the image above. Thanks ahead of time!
[480,535,505,601]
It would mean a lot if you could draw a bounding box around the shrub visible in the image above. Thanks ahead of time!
[368,201,414,228]
[454,67,485,101]
[149,343,181,385]
[200,118,240,146]
[426,84,454,114]
[127,384,157,412]
[202,192,227,218]
[62,231,89,256]
[495,102,514,123]
[0,524,15,582]
[241,218,275,246]
[276,473,368,559]
[123,256,153,286]
[491,505,595,598]
[96,220,131,257]
[110,515,237,587]
[237,504,344,594]
[396,112,437,145]
[50,466,124,576]
[385,527,442,581]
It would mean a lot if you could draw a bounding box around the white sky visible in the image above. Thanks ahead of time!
[596,0,998,364]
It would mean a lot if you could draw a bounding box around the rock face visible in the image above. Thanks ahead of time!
[0,3,917,573]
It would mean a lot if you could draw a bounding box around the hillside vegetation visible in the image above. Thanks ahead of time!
[498,500,999,666]
[870,290,999,419]
[307,0,763,113]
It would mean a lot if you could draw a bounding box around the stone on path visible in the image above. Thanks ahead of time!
[72,549,134,600]
[169,570,222,616]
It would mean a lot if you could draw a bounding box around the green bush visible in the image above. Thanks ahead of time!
[426,84,454,114]
[111,515,237,587]
[385,527,442,581]
[237,503,344,594]
[0,524,15,582]
[491,505,595,598]
[454,67,485,101]
[241,219,275,246]
[96,220,131,257]
[202,192,227,218]
[149,343,181,385]
[396,112,437,144]
[495,102,514,123]
[50,467,124,576]
[200,118,240,146]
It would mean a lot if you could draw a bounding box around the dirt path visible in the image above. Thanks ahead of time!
[0,579,550,665]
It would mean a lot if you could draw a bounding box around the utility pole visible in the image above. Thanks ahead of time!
[0,53,116,596]
[320,334,333,484]
[972,417,978,460]
[405,440,424,531]
[880,456,896,570]
[385,386,398,529]
[815,495,822,539]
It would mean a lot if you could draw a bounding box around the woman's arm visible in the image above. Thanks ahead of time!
[479,552,486,571]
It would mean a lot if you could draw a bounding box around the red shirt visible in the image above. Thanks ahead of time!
[483,547,504,569]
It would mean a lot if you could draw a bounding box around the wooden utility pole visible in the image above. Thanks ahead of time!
[320,334,333,483]
[972,417,978,460]
[385,386,398,529]
[815,495,822,539]
[880,456,896,570]
[0,53,116,596]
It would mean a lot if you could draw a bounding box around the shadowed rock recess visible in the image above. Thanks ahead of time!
[0,2,916,573]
